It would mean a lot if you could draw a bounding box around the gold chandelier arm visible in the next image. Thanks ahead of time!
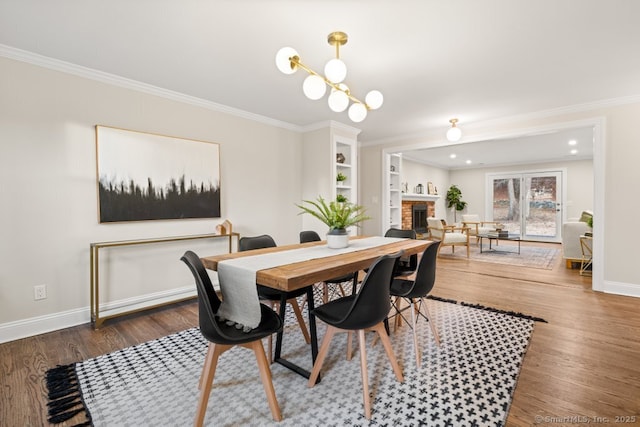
[291,56,368,108]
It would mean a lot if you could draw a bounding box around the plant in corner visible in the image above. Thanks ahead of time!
[297,196,370,248]
[445,184,467,223]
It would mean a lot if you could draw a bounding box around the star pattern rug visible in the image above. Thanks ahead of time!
[46,298,542,426]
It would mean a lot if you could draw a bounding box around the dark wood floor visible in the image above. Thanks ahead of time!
[1,241,639,426]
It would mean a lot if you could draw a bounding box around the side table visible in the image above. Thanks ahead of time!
[579,235,593,276]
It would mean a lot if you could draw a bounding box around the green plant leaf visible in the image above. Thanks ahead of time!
[296,196,371,230]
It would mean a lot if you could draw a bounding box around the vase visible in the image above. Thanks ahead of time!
[326,228,349,249]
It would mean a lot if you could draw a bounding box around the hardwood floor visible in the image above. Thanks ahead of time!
[1,241,638,426]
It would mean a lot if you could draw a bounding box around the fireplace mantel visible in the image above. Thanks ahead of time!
[402,193,441,202]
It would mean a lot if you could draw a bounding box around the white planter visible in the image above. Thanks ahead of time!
[326,230,349,249]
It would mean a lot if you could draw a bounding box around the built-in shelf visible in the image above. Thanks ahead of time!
[402,193,441,201]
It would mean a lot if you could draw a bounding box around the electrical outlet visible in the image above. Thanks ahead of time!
[34,284,47,300]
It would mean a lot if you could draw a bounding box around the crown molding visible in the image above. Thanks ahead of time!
[300,120,362,136]
[0,44,302,133]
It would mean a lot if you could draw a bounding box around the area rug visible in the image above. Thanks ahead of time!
[46,299,542,426]
[438,242,560,269]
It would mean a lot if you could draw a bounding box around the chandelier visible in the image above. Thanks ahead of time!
[275,31,383,123]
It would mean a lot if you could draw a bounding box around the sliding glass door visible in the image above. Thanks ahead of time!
[488,171,563,242]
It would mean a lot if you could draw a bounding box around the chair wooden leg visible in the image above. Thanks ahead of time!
[199,344,214,390]
[394,296,403,332]
[248,340,282,422]
[372,323,404,383]
[194,343,229,427]
[357,329,372,420]
[346,331,354,360]
[308,325,337,387]
[338,283,346,297]
[409,298,421,368]
[322,284,329,303]
[289,298,311,344]
[422,299,441,346]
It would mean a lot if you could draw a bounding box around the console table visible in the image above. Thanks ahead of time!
[90,232,239,328]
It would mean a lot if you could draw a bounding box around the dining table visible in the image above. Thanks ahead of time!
[200,235,431,381]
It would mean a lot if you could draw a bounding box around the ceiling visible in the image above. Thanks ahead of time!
[1,1,639,165]
[403,127,594,170]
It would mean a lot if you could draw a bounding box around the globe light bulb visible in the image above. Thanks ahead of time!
[446,126,462,142]
[324,58,347,83]
[275,47,299,74]
[365,90,384,110]
[328,85,349,112]
[348,102,367,122]
[302,75,327,100]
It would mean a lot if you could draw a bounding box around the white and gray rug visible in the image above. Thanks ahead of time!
[438,242,559,269]
[46,298,540,426]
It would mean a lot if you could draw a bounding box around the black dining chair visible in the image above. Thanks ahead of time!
[239,235,312,362]
[307,251,405,420]
[180,251,283,425]
[299,230,359,302]
[384,228,418,276]
[388,241,441,368]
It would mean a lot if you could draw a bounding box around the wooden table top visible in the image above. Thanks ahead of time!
[201,237,431,292]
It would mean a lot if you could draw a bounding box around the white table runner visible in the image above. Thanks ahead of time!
[216,236,405,330]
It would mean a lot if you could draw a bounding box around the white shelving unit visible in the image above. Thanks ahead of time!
[383,153,403,233]
[335,139,356,205]
[301,123,360,236]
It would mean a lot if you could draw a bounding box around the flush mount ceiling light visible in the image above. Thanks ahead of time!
[275,31,383,123]
[446,118,462,142]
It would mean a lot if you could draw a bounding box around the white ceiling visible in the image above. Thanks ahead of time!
[1,1,639,165]
[403,127,594,170]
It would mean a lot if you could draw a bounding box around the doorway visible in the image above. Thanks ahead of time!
[487,170,563,243]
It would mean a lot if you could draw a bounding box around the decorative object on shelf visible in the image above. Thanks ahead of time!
[215,219,233,235]
[336,152,346,164]
[336,172,347,184]
[402,182,409,193]
[427,182,436,195]
[445,184,467,222]
[296,196,371,249]
[415,183,424,194]
[390,165,396,172]
[336,194,348,203]
[275,31,383,123]
[446,118,462,142]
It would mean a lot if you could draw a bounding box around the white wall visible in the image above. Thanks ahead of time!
[0,57,305,340]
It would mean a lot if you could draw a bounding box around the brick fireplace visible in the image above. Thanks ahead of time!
[402,200,435,234]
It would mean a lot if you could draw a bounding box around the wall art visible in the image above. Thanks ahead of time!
[96,126,221,222]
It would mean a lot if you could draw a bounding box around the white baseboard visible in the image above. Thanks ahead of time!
[0,286,197,344]
[602,280,640,298]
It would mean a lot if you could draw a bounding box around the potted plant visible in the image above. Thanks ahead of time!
[336,194,348,203]
[445,184,467,223]
[336,172,347,185]
[297,196,370,248]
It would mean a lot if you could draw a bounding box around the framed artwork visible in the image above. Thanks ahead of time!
[427,181,436,195]
[95,126,221,223]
